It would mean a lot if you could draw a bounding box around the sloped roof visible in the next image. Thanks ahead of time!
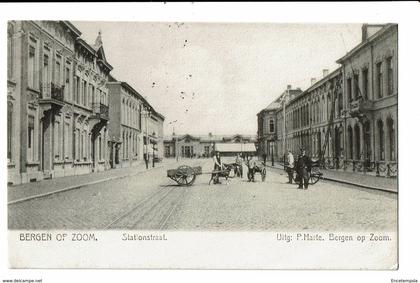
[163,134,257,142]
[261,89,302,112]
[215,143,256,153]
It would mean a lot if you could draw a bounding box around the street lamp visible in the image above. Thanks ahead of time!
[142,106,151,169]
[282,88,289,162]
[169,120,179,162]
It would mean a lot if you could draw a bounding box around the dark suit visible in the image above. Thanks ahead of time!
[296,154,311,189]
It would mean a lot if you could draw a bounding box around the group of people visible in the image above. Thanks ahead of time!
[212,147,312,189]
[212,151,258,184]
[285,148,312,189]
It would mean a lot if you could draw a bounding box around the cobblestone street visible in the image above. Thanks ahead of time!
[8,159,397,231]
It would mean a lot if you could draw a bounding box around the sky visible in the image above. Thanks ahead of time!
[74,21,362,136]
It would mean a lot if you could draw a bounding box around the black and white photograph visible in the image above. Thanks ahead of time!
[1,2,419,279]
[7,20,397,231]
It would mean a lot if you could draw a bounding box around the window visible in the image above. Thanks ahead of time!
[362,68,369,99]
[7,103,13,161]
[27,115,35,161]
[347,126,353,159]
[83,80,88,106]
[75,128,80,161]
[269,119,274,133]
[378,120,385,160]
[55,57,61,85]
[347,77,352,102]
[64,122,70,159]
[75,76,80,104]
[28,45,36,88]
[387,57,394,96]
[43,55,49,87]
[82,130,87,160]
[89,84,94,106]
[355,124,361,159]
[388,118,395,160]
[54,119,61,160]
[376,62,383,99]
[353,73,359,99]
[65,66,70,101]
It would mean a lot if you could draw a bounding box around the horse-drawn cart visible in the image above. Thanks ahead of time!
[166,164,240,186]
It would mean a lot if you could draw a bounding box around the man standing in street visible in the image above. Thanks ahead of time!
[285,150,295,184]
[213,151,223,184]
[235,153,244,178]
[296,148,311,189]
[247,155,257,182]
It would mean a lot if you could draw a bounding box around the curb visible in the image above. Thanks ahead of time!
[265,164,397,194]
[8,163,170,205]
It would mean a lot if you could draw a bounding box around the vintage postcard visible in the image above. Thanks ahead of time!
[5,10,401,271]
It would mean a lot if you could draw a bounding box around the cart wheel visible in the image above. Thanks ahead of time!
[261,168,266,182]
[309,173,320,185]
[175,165,196,186]
[183,173,196,186]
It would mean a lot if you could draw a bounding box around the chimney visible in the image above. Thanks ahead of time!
[362,24,368,41]
[323,69,329,77]
[311,78,317,85]
[287,85,292,90]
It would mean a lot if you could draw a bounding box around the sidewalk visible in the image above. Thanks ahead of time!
[266,161,398,193]
[8,160,177,204]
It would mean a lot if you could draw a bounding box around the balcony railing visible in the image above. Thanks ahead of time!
[349,99,374,117]
[92,102,109,120]
[40,82,64,105]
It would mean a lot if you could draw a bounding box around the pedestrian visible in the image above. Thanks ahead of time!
[144,152,149,169]
[247,155,256,182]
[213,151,223,184]
[235,153,243,178]
[295,147,311,189]
[285,150,295,184]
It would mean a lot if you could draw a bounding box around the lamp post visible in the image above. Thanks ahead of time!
[282,88,289,163]
[169,120,179,162]
[142,106,151,169]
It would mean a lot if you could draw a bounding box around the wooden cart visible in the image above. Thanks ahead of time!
[166,165,202,186]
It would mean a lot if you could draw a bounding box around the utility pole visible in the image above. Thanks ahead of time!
[282,88,289,162]
[169,120,179,162]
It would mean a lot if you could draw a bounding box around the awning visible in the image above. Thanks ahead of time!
[214,143,256,153]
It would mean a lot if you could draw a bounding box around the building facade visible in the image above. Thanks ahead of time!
[337,23,397,175]
[258,23,397,177]
[107,80,143,168]
[164,134,257,158]
[7,21,113,185]
[257,86,302,161]
[144,109,165,162]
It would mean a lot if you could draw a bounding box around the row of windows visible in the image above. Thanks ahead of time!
[346,56,394,102]
[28,35,109,107]
[122,132,139,159]
[121,97,140,129]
